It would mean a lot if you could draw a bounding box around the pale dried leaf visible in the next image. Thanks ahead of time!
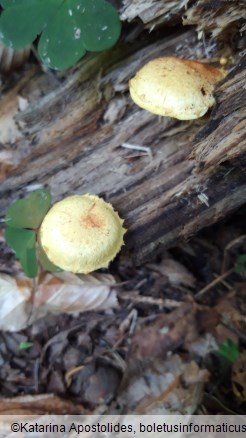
[187,333,218,358]
[0,272,118,332]
[32,272,118,317]
[118,355,205,415]
[0,274,31,331]
[118,355,183,413]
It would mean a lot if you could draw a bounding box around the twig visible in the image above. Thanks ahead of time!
[119,308,138,336]
[195,268,234,299]
[121,142,153,159]
[221,234,246,274]
[213,273,233,291]
[65,365,85,387]
[26,276,37,325]
[118,290,182,308]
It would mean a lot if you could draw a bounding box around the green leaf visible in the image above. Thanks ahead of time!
[0,0,121,70]
[0,0,62,49]
[37,237,62,273]
[19,341,33,350]
[38,0,87,70]
[218,340,239,363]
[38,0,121,70]
[5,189,51,229]
[4,227,37,277]
[235,254,246,275]
[78,0,121,52]
[24,245,38,278]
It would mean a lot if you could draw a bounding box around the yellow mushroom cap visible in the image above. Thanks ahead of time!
[39,194,126,274]
[129,57,226,120]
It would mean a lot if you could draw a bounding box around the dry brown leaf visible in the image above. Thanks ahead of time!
[117,355,207,415]
[129,303,198,363]
[232,351,246,401]
[215,323,238,345]
[182,361,210,385]
[147,258,196,288]
[215,294,246,332]
[0,393,85,414]
[0,272,118,331]
[196,307,220,333]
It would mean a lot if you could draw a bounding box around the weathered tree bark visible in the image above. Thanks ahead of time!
[0,1,245,265]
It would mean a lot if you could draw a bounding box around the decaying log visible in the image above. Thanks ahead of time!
[121,0,246,39]
[0,20,245,265]
[120,0,188,28]
[182,0,246,39]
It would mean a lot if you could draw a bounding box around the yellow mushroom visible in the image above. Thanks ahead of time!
[39,194,126,274]
[129,57,226,120]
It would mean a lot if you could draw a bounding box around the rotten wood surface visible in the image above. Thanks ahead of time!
[0,24,245,265]
[120,0,246,38]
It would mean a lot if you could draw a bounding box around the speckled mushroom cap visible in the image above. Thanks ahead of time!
[39,194,126,274]
[129,57,226,120]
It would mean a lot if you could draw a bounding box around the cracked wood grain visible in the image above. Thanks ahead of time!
[0,30,245,265]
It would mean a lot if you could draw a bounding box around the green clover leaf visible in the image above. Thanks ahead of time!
[4,227,37,277]
[4,188,52,278]
[0,0,121,70]
[0,0,62,49]
[5,189,51,229]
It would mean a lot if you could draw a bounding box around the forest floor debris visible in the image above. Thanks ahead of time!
[0,208,245,415]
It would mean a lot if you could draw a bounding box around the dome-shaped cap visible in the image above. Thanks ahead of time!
[129,57,226,120]
[39,194,126,274]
